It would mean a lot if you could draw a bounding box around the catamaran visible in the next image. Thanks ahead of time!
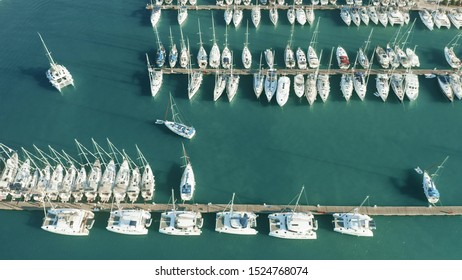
[146,53,163,97]
[106,209,152,235]
[156,93,196,139]
[419,9,434,30]
[388,7,404,26]
[159,189,204,236]
[448,8,462,29]
[432,8,451,29]
[38,33,74,92]
[268,186,318,239]
[332,196,376,237]
[215,193,258,235]
[415,157,449,205]
[209,13,221,69]
[42,204,95,236]
[242,22,252,69]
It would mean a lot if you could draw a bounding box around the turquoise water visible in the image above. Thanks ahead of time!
[1,0,462,259]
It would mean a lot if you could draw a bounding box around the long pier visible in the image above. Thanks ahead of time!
[2,201,461,216]
[145,4,424,11]
[160,67,454,76]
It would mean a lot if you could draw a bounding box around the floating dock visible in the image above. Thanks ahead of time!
[160,67,454,76]
[2,201,461,216]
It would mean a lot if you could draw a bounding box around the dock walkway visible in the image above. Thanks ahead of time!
[2,201,461,216]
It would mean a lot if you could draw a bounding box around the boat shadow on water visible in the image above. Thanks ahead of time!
[390,169,426,202]
[131,6,156,28]
[19,67,54,91]
[25,210,44,229]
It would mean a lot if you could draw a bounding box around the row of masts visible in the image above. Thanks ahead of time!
[0,140,155,204]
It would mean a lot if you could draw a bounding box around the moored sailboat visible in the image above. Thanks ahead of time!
[156,93,196,139]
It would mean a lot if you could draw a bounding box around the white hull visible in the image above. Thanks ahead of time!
[106,210,151,235]
[215,211,258,235]
[333,212,375,237]
[276,76,291,106]
[159,211,203,236]
[268,212,318,240]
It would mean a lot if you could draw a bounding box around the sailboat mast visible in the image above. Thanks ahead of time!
[293,186,305,212]
[155,26,161,49]
[171,189,176,211]
[180,26,186,49]
[37,32,56,66]
[169,27,174,49]
[432,156,450,178]
[212,12,217,45]
[245,21,249,47]
[364,28,374,53]
[327,47,334,75]
[198,18,203,47]
[230,192,235,213]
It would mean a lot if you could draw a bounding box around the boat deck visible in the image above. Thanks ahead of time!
[3,201,462,216]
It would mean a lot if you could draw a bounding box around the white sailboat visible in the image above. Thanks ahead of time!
[340,73,354,101]
[444,32,462,69]
[305,50,322,105]
[359,7,370,25]
[107,208,152,235]
[209,13,221,69]
[154,27,166,68]
[415,157,449,205]
[242,21,252,69]
[336,46,350,70]
[437,74,454,102]
[113,159,130,202]
[156,93,196,139]
[197,19,208,69]
[0,151,19,200]
[449,73,462,100]
[46,163,63,201]
[187,41,203,100]
[350,7,361,26]
[264,68,278,102]
[294,74,305,98]
[448,8,462,29]
[214,70,227,101]
[296,6,307,26]
[215,193,258,235]
[224,7,233,26]
[287,5,296,25]
[150,4,161,28]
[276,75,291,106]
[76,139,101,202]
[146,53,163,97]
[377,6,388,27]
[159,189,204,236]
[368,6,379,25]
[432,8,451,29]
[285,25,296,69]
[296,47,307,70]
[253,53,264,99]
[340,6,352,26]
[308,18,320,69]
[317,47,333,103]
[375,73,390,102]
[358,29,373,69]
[251,0,261,28]
[98,159,116,203]
[10,158,31,200]
[168,27,178,68]
[59,162,76,203]
[264,48,274,69]
[233,6,243,27]
[180,143,195,202]
[305,5,315,26]
[404,71,419,101]
[179,27,189,69]
[222,26,232,69]
[72,166,86,203]
[268,186,318,239]
[137,146,155,201]
[178,5,188,25]
[390,73,405,102]
[226,55,240,102]
[38,33,74,92]
[375,46,390,69]
[270,7,279,26]
[333,196,376,237]
[126,166,141,203]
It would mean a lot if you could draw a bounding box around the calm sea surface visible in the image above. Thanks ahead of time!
[1,0,462,260]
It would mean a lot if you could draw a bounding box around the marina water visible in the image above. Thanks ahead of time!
[1,0,462,259]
